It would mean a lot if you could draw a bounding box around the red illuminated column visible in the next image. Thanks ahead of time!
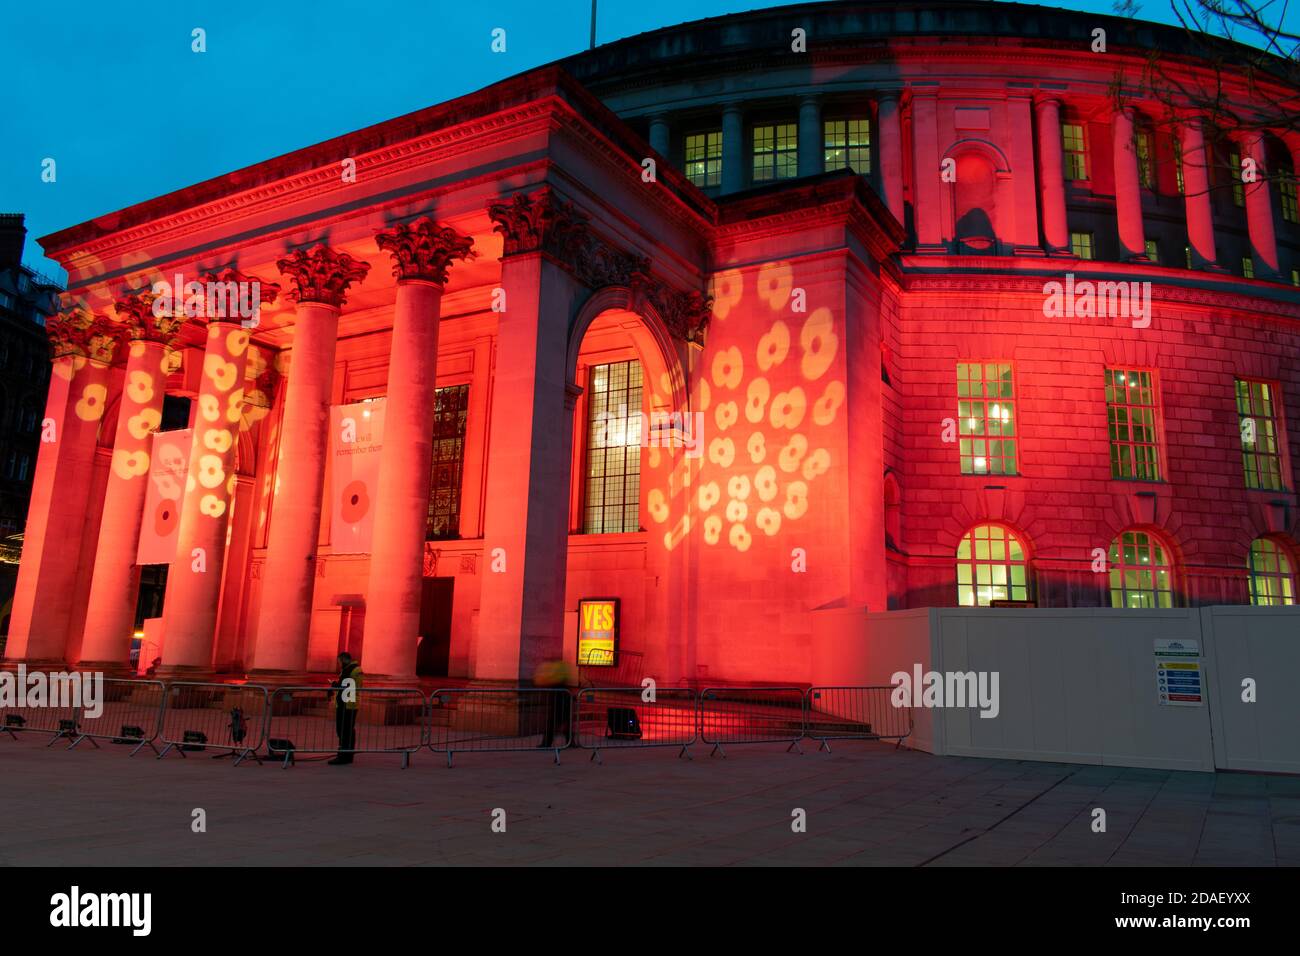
[251,246,369,674]
[77,294,183,671]
[1236,130,1281,279]
[798,95,821,178]
[1035,97,1069,254]
[910,86,943,252]
[477,189,585,681]
[157,319,253,675]
[1112,107,1147,259]
[362,219,473,681]
[1007,91,1042,254]
[1180,116,1219,269]
[721,102,745,193]
[4,308,119,666]
[876,91,905,224]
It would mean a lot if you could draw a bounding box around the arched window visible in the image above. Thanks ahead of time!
[1108,530,1174,608]
[956,524,1029,606]
[1248,538,1296,606]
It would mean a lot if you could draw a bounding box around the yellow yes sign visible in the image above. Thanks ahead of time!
[577,598,619,666]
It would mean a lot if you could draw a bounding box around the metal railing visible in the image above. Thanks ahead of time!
[66,679,165,755]
[572,687,697,761]
[698,686,808,757]
[267,687,426,768]
[428,688,571,766]
[158,683,270,765]
[804,686,913,752]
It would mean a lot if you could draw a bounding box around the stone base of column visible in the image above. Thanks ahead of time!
[151,664,215,683]
[73,660,136,679]
[1197,262,1230,273]
[0,656,68,673]
[246,668,327,688]
[360,672,422,688]
[1013,245,1049,257]
[914,242,949,255]
[1122,253,1153,264]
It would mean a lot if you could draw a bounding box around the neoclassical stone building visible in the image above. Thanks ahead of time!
[6,1,1300,684]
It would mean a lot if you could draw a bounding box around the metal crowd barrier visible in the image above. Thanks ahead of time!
[66,679,166,755]
[267,686,426,768]
[159,682,271,765]
[428,688,571,767]
[1,681,74,744]
[698,686,808,757]
[573,687,698,762]
[804,686,913,752]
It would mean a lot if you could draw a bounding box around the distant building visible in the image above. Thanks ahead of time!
[0,214,61,641]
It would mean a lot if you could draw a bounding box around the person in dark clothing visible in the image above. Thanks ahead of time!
[533,658,574,749]
[328,653,363,765]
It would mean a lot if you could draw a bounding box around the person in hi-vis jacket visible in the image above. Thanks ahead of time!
[329,652,363,765]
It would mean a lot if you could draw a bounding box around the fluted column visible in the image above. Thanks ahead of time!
[798,95,822,178]
[77,292,184,670]
[4,306,118,666]
[1035,97,1070,254]
[1236,130,1281,279]
[1179,116,1219,269]
[721,102,745,193]
[362,219,473,681]
[1113,107,1148,259]
[876,91,905,224]
[251,246,369,675]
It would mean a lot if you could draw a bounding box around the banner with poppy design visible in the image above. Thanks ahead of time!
[136,428,192,565]
[329,399,385,554]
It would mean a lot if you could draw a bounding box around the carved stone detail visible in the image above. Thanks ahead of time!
[46,303,120,363]
[423,544,441,578]
[375,217,475,284]
[198,266,281,321]
[276,245,370,308]
[112,290,185,346]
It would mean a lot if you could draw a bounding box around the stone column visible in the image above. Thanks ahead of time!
[798,95,822,178]
[1035,97,1070,254]
[876,91,905,224]
[721,102,745,193]
[1007,90,1042,254]
[1113,107,1148,259]
[4,306,118,666]
[647,114,669,159]
[477,189,587,681]
[1179,116,1219,269]
[77,292,183,671]
[251,246,369,675]
[909,86,944,252]
[362,219,473,681]
[1236,130,1281,279]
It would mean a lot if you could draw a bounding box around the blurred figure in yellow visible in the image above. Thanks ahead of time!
[533,657,574,748]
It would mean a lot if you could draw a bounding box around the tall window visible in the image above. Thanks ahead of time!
[1281,167,1300,224]
[957,362,1017,475]
[752,123,797,183]
[824,118,871,174]
[583,360,643,534]
[1228,151,1245,206]
[1108,530,1174,608]
[685,131,723,189]
[1235,379,1286,491]
[956,524,1030,606]
[1144,239,1160,263]
[1174,138,1185,195]
[426,384,470,540]
[1136,130,1155,189]
[1248,538,1296,606]
[1062,123,1088,180]
[1242,257,1255,279]
[1070,232,1094,259]
[1105,369,1161,480]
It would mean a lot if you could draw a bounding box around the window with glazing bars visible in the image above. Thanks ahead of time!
[685,131,723,188]
[957,362,1017,475]
[1236,379,1286,491]
[1062,123,1088,180]
[584,360,643,534]
[426,384,470,540]
[1106,369,1161,480]
[752,123,798,182]
[824,118,871,174]
[1248,538,1296,606]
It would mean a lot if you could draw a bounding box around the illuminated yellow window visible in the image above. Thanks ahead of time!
[1248,538,1296,606]
[1280,172,1299,224]
[1236,379,1286,491]
[1108,530,1174,608]
[1229,151,1245,206]
[752,123,798,183]
[1136,130,1154,189]
[1106,369,1161,481]
[584,360,643,534]
[1144,239,1159,263]
[957,362,1016,475]
[685,131,723,189]
[1070,232,1094,259]
[1062,123,1088,180]
[956,524,1030,607]
[1242,257,1255,279]
[824,118,871,174]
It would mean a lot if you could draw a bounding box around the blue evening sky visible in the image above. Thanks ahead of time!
[2,0,1295,278]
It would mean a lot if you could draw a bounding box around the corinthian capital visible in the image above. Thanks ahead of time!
[487,187,588,259]
[113,289,185,347]
[198,266,281,321]
[276,245,371,308]
[46,302,120,363]
[375,217,475,284]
